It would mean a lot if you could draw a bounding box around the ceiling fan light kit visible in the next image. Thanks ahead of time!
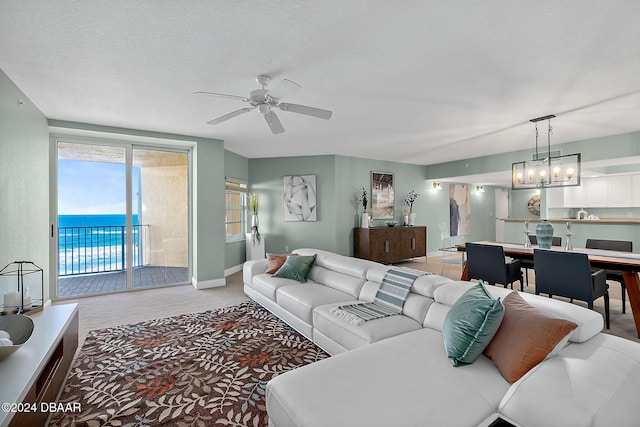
[195,75,332,134]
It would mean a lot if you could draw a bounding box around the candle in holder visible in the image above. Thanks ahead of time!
[3,291,20,310]
[23,287,32,309]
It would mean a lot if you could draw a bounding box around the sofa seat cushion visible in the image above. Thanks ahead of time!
[251,274,313,301]
[499,333,640,427]
[267,328,510,427]
[276,284,354,325]
[313,302,422,351]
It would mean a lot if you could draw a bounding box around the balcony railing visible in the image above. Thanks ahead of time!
[58,224,149,276]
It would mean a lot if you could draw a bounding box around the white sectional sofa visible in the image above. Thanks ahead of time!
[243,248,640,427]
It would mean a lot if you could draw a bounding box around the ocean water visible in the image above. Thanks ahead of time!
[58,214,142,275]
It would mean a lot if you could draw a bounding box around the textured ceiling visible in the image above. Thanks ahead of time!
[1,1,639,171]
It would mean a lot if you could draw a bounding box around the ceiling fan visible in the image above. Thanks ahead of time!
[194,75,332,134]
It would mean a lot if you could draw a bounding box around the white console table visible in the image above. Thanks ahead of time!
[0,304,79,427]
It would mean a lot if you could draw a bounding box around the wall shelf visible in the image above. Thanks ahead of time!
[500,218,640,225]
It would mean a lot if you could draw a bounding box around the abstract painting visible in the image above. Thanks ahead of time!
[283,175,317,221]
[449,184,471,236]
[371,172,394,219]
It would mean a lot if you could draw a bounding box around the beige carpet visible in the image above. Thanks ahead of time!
[55,274,249,349]
[54,255,639,349]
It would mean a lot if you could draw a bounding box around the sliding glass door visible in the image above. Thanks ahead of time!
[56,141,189,297]
[132,148,189,289]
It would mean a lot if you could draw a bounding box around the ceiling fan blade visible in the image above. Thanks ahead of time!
[207,108,254,125]
[266,79,302,101]
[278,103,333,120]
[263,110,285,134]
[193,91,250,102]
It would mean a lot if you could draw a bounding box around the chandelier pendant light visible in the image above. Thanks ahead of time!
[511,114,581,190]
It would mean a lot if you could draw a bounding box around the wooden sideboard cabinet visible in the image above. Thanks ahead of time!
[354,226,427,263]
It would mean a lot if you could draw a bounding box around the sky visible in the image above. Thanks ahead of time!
[58,159,140,215]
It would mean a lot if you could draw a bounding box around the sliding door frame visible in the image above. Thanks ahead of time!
[49,133,193,300]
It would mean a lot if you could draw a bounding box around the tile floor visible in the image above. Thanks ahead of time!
[57,266,189,297]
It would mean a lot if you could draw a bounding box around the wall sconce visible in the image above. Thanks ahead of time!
[433,182,442,191]
[476,186,485,193]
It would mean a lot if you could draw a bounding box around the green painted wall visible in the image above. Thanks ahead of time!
[193,140,226,285]
[424,182,497,249]
[248,154,499,257]
[249,155,337,254]
[425,131,640,181]
[0,69,51,299]
[225,149,249,269]
[333,155,431,255]
[425,132,640,250]
[510,189,541,219]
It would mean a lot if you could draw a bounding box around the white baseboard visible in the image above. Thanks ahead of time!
[192,277,226,289]
[225,264,243,277]
[191,265,243,290]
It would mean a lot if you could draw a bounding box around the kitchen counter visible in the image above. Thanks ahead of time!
[500,218,640,224]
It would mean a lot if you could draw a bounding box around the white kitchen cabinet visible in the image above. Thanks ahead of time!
[552,175,637,208]
[586,177,608,207]
[633,175,640,207]
[608,175,633,207]
[563,181,586,207]
[546,187,564,208]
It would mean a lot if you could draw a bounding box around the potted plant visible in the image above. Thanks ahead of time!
[249,193,261,244]
[404,190,420,226]
[402,206,410,226]
[357,186,369,228]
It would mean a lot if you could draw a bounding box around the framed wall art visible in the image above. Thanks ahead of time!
[283,175,317,221]
[449,183,471,236]
[370,172,394,219]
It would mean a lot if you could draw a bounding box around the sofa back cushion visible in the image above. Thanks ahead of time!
[425,281,603,343]
[307,267,366,298]
[294,248,375,298]
[366,267,453,298]
[360,267,451,324]
[294,248,378,277]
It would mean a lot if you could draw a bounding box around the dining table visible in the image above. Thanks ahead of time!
[457,241,640,338]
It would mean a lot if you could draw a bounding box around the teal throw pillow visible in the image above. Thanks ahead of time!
[272,254,317,282]
[442,281,504,367]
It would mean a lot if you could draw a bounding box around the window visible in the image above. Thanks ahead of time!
[225,178,247,242]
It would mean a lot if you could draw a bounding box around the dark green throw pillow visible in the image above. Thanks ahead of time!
[442,281,504,367]
[272,254,317,282]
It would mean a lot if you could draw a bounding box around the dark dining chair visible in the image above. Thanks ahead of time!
[534,249,609,329]
[528,235,562,247]
[465,242,523,291]
[585,239,633,314]
[521,235,562,287]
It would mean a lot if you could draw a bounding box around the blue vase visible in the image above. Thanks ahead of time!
[536,220,554,249]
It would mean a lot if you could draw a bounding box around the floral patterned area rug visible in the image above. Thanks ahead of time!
[50,300,329,426]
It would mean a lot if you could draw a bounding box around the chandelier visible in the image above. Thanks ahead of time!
[511,114,581,190]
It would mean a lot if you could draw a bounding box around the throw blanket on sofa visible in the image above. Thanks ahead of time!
[331,268,429,326]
